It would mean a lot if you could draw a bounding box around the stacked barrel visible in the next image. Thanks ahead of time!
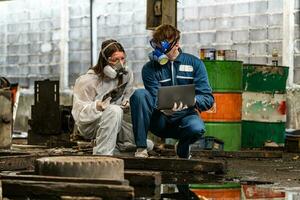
[242,64,289,148]
[200,60,243,151]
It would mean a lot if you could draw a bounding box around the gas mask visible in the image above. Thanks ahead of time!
[148,38,178,65]
[103,60,128,79]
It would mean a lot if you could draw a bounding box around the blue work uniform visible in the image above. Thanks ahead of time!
[130,51,214,158]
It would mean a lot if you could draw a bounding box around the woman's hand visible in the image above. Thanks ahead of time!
[96,97,111,111]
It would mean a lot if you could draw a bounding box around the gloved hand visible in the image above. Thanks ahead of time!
[96,97,111,111]
[121,99,130,109]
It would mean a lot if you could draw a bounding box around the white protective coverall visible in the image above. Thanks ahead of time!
[72,68,136,155]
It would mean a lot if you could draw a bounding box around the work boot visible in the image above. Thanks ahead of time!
[134,148,148,158]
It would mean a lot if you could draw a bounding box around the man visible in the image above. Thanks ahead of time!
[130,24,214,158]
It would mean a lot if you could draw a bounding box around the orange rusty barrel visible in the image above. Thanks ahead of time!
[200,92,242,122]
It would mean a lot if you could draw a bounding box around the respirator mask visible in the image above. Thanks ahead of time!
[148,38,178,65]
[101,41,128,79]
[103,60,128,79]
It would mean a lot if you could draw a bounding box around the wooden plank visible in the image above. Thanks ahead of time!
[155,148,283,158]
[124,170,161,186]
[160,171,224,184]
[2,179,134,200]
[191,150,283,158]
[121,157,226,174]
[0,173,129,186]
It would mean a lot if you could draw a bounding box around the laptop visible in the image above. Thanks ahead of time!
[157,84,195,110]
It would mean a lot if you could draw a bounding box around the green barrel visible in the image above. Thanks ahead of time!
[243,64,289,93]
[203,60,243,92]
[242,121,285,148]
[205,122,241,151]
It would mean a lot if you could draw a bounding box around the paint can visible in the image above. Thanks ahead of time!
[216,50,225,60]
[224,50,237,60]
[200,48,216,60]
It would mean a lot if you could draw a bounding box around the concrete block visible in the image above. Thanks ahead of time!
[18,44,29,54]
[249,56,268,65]
[81,28,90,38]
[199,32,216,45]
[199,6,215,18]
[51,42,60,53]
[70,18,82,28]
[294,55,300,67]
[119,1,134,12]
[177,8,184,21]
[268,27,282,40]
[0,56,6,65]
[184,7,199,20]
[250,43,267,56]
[81,51,91,63]
[106,14,120,26]
[232,30,249,42]
[69,61,81,74]
[39,65,51,75]
[249,1,268,14]
[18,56,28,64]
[232,16,249,28]
[52,30,61,41]
[41,43,52,53]
[181,32,199,45]
[232,44,249,56]
[237,56,249,64]
[134,48,148,60]
[52,18,61,29]
[6,66,17,75]
[39,21,52,31]
[181,45,198,57]
[69,52,82,62]
[18,33,29,43]
[216,31,232,43]
[70,29,81,40]
[39,54,52,64]
[30,11,40,20]
[250,29,267,41]
[119,25,133,35]
[294,68,300,84]
[117,37,134,48]
[199,18,216,30]
[215,4,231,17]
[7,56,18,64]
[133,23,147,35]
[182,20,199,31]
[215,17,232,30]
[269,13,283,26]
[8,34,18,43]
[133,36,148,47]
[295,40,300,53]
[70,7,81,17]
[50,64,60,75]
[29,43,41,54]
[52,53,60,63]
[295,26,300,39]
[296,0,300,9]
[7,45,18,54]
[40,32,52,41]
[268,0,283,13]
[82,17,90,27]
[120,13,133,26]
[29,33,40,42]
[16,23,29,32]
[133,71,142,85]
[19,66,30,75]
[268,41,282,56]
[81,41,91,50]
[250,15,268,27]
[232,3,249,15]
[29,55,39,64]
[0,25,5,34]
[133,10,145,23]
[0,45,5,54]
[295,11,299,25]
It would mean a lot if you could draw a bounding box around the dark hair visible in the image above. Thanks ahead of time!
[153,24,180,44]
[93,39,125,77]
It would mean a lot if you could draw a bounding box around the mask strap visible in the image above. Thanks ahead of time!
[101,42,118,62]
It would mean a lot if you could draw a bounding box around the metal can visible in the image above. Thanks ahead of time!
[216,50,225,60]
[224,50,237,60]
[200,48,216,60]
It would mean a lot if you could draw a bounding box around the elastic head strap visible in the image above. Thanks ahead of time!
[101,41,118,62]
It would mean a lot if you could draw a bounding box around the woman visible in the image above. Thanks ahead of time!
[72,39,136,155]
